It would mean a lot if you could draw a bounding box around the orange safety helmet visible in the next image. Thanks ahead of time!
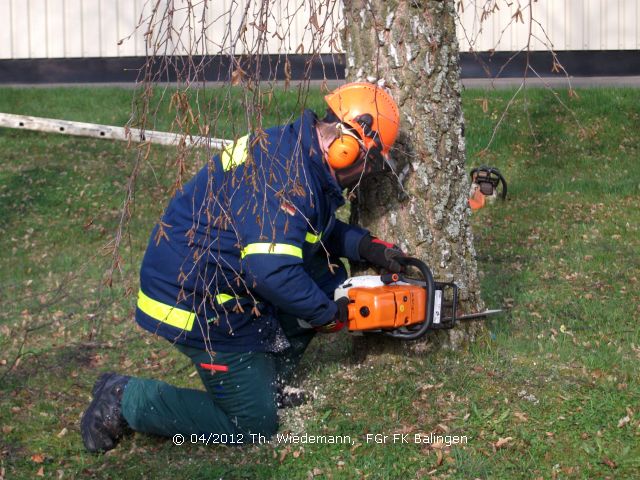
[324,82,400,163]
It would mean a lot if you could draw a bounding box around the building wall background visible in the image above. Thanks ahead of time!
[1,0,639,60]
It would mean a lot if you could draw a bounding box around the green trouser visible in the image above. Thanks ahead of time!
[122,254,345,442]
[121,315,314,442]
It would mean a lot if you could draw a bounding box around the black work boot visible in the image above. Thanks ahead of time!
[81,372,131,453]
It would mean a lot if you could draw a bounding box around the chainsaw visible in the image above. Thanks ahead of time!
[469,166,508,211]
[334,257,501,340]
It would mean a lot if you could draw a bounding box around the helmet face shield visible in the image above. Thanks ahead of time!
[334,145,390,190]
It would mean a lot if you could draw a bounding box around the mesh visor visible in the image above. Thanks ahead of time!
[334,145,390,190]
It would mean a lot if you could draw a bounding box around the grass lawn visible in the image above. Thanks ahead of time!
[0,84,639,479]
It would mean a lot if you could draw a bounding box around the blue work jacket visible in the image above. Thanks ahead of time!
[135,110,368,352]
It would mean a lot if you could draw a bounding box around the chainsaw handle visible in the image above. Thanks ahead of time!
[492,168,508,200]
[383,256,435,341]
[470,166,508,200]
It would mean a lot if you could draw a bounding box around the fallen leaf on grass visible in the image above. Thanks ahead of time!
[430,440,446,450]
[2,426,13,434]
[601,456,617,469]
[31,454,45,464]
[57,427,68,438]
[36,467,45,477]
[617,415,631,428]
[436,423,450,433]
[278,446,290,463]
[514,412,528,422]
[494,437,513,449]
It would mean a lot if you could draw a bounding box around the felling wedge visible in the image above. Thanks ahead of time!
[334,256,502,341]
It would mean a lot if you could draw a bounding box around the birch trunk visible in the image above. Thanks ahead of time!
[342,0,485,354]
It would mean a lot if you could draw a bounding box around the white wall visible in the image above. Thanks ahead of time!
[456,0,640,51]
[0,0,638,60]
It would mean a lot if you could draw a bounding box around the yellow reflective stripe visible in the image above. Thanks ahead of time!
[215,293,238,304]
[137,290,195,331]
[240,243,303,259]
[305,231,322,244]
[221,135,249,171]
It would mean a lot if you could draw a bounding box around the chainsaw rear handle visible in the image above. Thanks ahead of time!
[383,256,435,341]
[470,166,508,200]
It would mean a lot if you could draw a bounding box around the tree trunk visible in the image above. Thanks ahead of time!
[342,0,485,356]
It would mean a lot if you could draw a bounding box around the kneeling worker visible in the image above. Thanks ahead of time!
[81,82,404,452]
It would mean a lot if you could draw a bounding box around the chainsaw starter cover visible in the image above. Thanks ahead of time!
[346,285,427,331]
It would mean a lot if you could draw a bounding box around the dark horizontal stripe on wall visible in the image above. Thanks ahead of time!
[461,50,640,78]
[1,51,639,84]
[0,55,345,84]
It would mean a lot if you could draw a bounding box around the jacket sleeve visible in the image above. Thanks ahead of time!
[235,176,337,328]
[324,219,369,261]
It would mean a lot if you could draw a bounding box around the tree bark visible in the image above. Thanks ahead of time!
[342,0,485,356]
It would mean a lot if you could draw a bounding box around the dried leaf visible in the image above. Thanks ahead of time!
[601,456,617,469]
[231,66,246,86]
[309,14,320,31]
[57,427,68,438]
[494,437,513,449]
[436,423,450,433]
[617,415,631,428]
[514,412,528,422]
[36,467,45,477]
[32,454,45,463]
[279,449,288,462]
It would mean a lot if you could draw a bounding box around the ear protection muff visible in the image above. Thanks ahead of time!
[327,133,361,170]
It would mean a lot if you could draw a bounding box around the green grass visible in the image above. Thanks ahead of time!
[1,85,639,479]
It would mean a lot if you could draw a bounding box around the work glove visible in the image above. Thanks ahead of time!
[358,234,405,273]
[315,297,350,333]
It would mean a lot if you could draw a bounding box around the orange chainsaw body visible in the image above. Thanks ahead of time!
[346,284,427,331]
